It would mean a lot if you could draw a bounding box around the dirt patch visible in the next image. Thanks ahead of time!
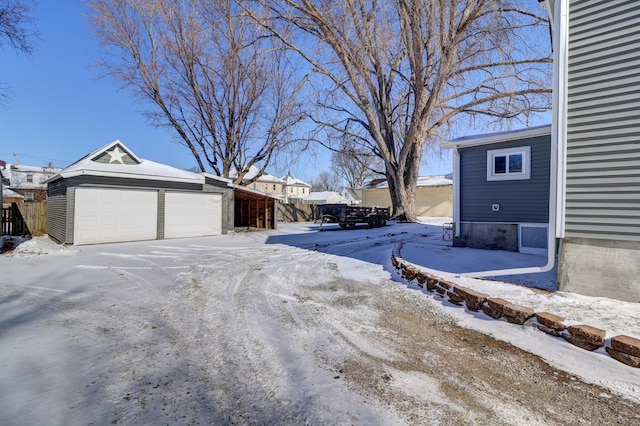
[333,291,640,425]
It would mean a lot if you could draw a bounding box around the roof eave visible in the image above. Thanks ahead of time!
[442,124,551,149]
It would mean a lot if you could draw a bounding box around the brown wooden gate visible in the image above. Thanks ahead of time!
[1,203,27,236]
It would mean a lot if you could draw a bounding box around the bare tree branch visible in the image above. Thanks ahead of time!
[250,0,552,220]
[87,0,308,183]
[0,0,38,103]
[0,0,36,54]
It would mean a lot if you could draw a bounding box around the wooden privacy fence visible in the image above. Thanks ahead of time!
[1,202,47,236]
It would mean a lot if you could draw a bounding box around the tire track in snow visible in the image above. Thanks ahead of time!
[158,245,399,424]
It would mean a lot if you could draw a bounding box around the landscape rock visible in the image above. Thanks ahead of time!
[481,303,503,319]
[563,334,602,351]
[567,325,605,347]
[487,298,512,313]
[433,284,447,296]
[486,298,534,324]
[610,335,640,358]
[536,312,565,331]
[605,347,640,368]
[439,280,453,290]
[425,278,439,293]
[454,285,488,311]
[446,290,464,305]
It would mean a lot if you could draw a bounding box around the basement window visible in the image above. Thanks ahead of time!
[487,146,531,181]
[519,223,548,255]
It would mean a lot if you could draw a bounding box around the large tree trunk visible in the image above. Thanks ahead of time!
[389,174,416,222]
[386,144,420,222]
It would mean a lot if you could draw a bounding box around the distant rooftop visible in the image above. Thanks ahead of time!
[363,175,452,189]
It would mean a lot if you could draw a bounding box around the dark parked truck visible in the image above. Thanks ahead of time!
[317,204,390,229]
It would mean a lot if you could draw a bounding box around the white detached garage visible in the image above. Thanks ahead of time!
[46,140,231,245]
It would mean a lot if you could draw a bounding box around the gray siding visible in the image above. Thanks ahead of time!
[566,0,640,241]
[460,136,550,223]
[47,179,68,243]
[48,175,234,243]
[157,190,166,239]
[204,184,234,233]
[67,187,76,244]
[65,175,203,191]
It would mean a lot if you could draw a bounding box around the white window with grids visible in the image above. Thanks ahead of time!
[487,146,531,181]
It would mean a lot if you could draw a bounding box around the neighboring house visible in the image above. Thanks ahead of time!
[230,165,285,200]
[2,188,25,206]
[442,125,551,254]
[305,191,347,205]
[361,175,453,217]
[46,140,234,245]
[281,172,312,203]
[544,0,640,302]
[2,161,61,202]
[0,162,5,207]
[340,187,362,205]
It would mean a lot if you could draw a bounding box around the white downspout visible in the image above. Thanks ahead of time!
[452,146,461,237]
[461,0,566,278]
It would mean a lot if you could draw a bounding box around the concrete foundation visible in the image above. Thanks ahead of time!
[456,222,518,252]
[558,237,640,303]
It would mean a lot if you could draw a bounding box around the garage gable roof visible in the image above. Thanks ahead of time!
[47,140,204,185]
[90,140,142,165]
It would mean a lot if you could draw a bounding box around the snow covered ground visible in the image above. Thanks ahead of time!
[1,219,639,424]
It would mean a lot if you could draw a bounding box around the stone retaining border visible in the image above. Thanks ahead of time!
[391,249,640,368]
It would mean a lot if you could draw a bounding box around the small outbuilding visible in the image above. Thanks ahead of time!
[361,175,452,217]
[46,140,233,245]
[442,125,551,254]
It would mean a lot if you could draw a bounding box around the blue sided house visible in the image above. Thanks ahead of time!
[443,125,551,255]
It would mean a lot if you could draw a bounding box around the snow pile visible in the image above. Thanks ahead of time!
[9,236,76,257]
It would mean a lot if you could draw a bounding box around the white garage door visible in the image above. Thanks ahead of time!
[164,192,222,239]
[74,188,158,245]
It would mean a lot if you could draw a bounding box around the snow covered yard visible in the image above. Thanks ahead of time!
[1,221,639,425]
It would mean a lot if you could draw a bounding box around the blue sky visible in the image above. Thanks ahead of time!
[1,2,200,172]
[0,1,464,181]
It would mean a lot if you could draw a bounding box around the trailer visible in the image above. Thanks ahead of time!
[317,204,390,229]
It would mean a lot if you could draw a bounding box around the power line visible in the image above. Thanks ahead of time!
[0,152,73,166]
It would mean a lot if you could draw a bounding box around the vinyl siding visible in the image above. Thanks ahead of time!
[459,136,550,223]
[157,190,166,239]
[65,175,203,191]
[48,176,206,244]
[565,0,640,240]
[204,185,234,233]
[46,179,68,243]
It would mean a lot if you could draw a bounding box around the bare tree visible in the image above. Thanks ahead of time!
[331,137,382,189]
[1,0,37,102]
[251,0,552,220]
[87,0,308,183]
[0,0,35,53]
[309,171,342,192]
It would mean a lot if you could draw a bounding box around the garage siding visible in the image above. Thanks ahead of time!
[157,190,166,239]
[46,179,68,243]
